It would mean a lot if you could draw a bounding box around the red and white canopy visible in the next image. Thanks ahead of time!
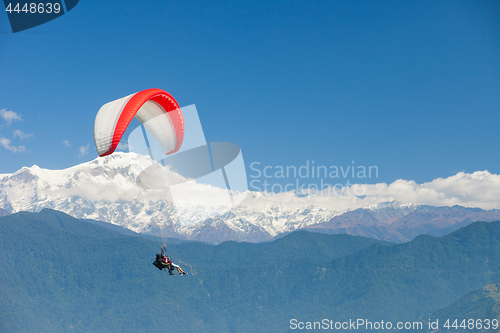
[94,89,184,157]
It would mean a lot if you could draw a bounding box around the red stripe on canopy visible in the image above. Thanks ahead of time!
[100,88,184,157]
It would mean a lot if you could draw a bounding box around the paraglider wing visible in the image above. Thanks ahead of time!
[94,88,184,157]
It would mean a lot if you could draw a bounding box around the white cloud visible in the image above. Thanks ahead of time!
[340,171,500,210]
[13,130,33,140]
[134,166,500,212]
[0,109,23,124]
[0,137,26,153]
[78,144,89,157]
[251,170,500,211]
[62,140,71,147]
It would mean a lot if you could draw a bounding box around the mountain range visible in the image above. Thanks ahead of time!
[1,209,499,332]
[303,202,500,243]
[1,153,500,244]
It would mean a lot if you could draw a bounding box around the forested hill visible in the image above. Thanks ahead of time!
[0,209,499,333]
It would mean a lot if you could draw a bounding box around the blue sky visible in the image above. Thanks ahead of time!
[1,0,499,190]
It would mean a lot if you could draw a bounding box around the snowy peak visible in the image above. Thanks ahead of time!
[0,154,340,242]
[367,200,418,211]
[2,155,500,244]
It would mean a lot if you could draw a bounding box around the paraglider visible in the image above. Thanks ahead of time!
[152,248,188,276]
[153,253,173,274]
[94,88,188,276]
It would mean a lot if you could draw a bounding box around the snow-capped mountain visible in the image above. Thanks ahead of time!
[1,153,500,244]
[0,153,340,243]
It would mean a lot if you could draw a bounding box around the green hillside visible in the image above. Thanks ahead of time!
[0,209,499,332]
[0,209,380,332]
